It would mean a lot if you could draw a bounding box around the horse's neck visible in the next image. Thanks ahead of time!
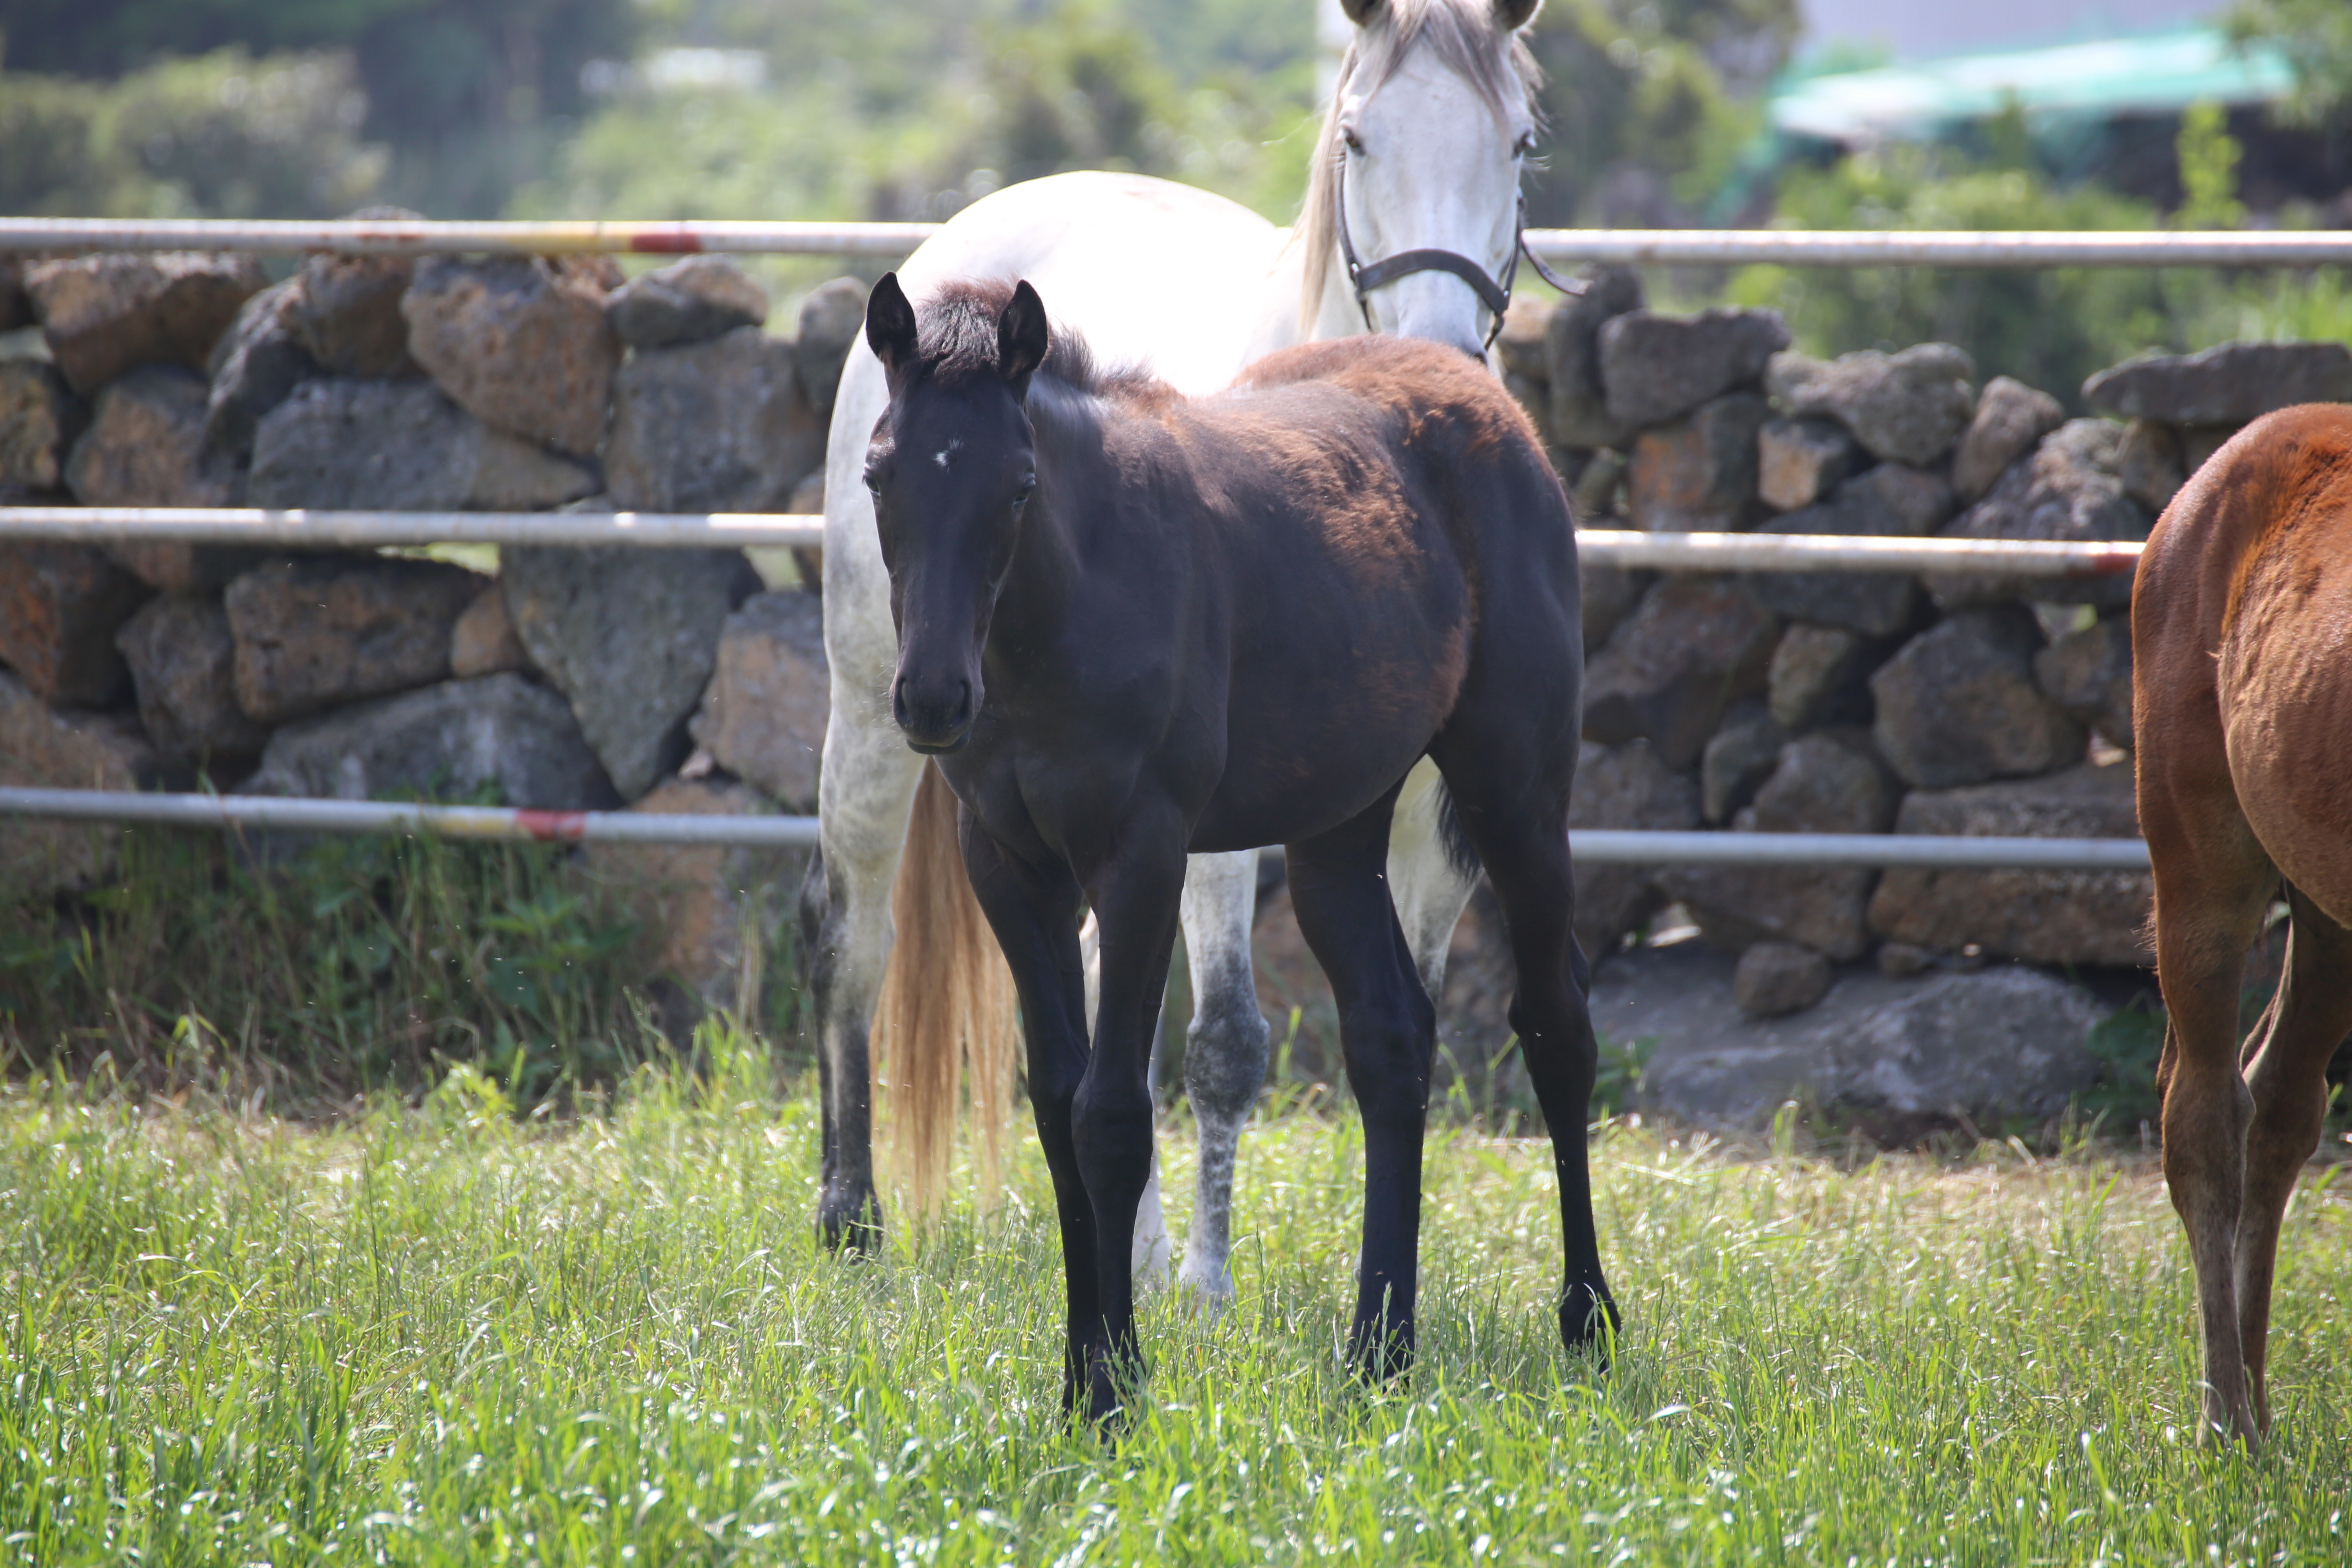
[1247,234,1363,359]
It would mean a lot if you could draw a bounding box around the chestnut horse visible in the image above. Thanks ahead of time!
[860,274,1612,1419]
[2136,401,2352,1447]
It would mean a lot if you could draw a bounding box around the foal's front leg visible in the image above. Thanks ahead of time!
[1074,832,1190,1422]
[959,830,1098,1415]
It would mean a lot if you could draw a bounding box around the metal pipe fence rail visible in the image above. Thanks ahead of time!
[0,791,2152,870]
[5,217,2352,269]
[0,508,2145,577]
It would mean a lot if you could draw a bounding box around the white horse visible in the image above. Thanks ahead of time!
[805,0,1551,1301]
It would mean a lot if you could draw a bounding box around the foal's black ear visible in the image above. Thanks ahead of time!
[1494,0,1542,32]
[1338,0,1384,24]
[998,280,1050,386]
[865,272,919,376]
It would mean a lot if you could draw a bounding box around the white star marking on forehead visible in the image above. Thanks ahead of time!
[933,439,962,468]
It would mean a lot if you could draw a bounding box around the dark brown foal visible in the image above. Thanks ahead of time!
[2135,401,2352,1448]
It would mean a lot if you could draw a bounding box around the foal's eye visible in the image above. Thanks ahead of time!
[862,468,882,494]
[1341,125,1365,156]
[1012,476,1037,512]
[1515,130,1538,158]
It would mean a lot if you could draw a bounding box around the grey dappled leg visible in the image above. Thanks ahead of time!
[2232,886,2352,1437]
[806,702,925,1252]
[1177,849,1271,1307]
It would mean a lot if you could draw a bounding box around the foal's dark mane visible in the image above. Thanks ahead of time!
[918,279,1171,412]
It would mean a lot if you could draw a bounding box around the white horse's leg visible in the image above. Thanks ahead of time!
[1174,849,1272,1307]
[1080,910,1176,1286]
[805,350,927,1250]
[802,689,925,1250]
[1388,758,1482,1027]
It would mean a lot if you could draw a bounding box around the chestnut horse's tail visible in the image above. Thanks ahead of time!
[873,761,1019,1224]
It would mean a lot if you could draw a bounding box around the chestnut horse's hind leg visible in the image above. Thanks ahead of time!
[2232,884,2352,1436]
[958,825,1100,1417]
[2143,770,2275,1443]
[1284,783,1436,1381]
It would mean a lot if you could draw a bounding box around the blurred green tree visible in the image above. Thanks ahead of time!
[1522,0,1800,226]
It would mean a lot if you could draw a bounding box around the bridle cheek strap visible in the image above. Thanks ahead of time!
[1335,156,1586,352]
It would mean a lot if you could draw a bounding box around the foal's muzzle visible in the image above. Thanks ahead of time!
[892,672,974,754]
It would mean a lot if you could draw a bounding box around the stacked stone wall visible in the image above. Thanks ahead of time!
[7,238,2347,1039]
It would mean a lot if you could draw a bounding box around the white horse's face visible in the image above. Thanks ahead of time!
[1336,35,1534,358]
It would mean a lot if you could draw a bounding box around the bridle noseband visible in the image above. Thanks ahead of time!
[1333,154,1586,352]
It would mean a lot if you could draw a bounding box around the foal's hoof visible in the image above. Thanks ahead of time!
[1559,1281,1622,1365]
[815,1184,882,1256]
[1347,1321,1417,1386]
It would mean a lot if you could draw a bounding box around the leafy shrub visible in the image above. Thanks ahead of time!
[0,48,387,219]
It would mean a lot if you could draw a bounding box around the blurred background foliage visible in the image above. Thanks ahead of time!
[0,0,2345,394]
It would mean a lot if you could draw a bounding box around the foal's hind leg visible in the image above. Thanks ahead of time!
[1431,749,1619,1355]
[2232,884,2352,1437]
[1286,785,1438,1381]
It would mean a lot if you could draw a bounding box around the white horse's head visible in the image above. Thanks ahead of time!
[1299,0,1544,359]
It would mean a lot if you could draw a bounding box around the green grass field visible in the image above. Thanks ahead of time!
[4,1033,2350,1566]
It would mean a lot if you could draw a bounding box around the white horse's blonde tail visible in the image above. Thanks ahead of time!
[873,761,1020,1224]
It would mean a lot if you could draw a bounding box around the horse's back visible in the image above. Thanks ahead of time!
[2137,403,2352,920]
[824,174,1290,686]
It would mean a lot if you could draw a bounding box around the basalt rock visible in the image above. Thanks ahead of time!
[1768,622,1876,732]
[602,326,824,513]
[1756,415,1862,512]
[1545,264,1644,450]
[2116,419,2186,514]
[1700,702,1784,825]
[687,588,830,811]
[1748,463,1953,636]
[2034,615,2134,750]
[402,255,619,456]
[1931,419,2151,611]
[795,276,870,421]
[203,279,317,462]
[1568,737,1701,960]
[225,554,488,724]
[114,593,271,770]
[247,379,596,512]
[501,543,762,801]
[2082,340,2352,426]
[448,581,533,680]
[1867,763,2150,966]
[1766,343,1976,466]
[65,366,234,509]
[24,251,267,394]
[0,543,149,706]
[1870,606,2083,789]
[236,672,616,810]
[1598,307,1789,427]
[0,669,166,896]
[1583,575,1780,768]
[1951,376,2065,502]
[295,213,424,377]
[1625,391,1768,532]
[0,359,87,490]
[608,256,770,350]
[1733,942,1832,1018]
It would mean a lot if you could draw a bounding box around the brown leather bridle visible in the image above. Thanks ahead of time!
[1333,155,1587,351]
